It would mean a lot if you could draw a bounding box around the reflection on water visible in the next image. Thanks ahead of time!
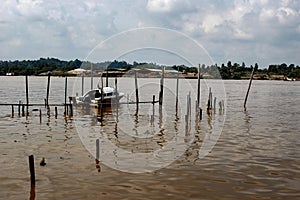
[0,77,299,199]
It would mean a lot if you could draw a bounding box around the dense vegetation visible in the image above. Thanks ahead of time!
[0,58,299,79]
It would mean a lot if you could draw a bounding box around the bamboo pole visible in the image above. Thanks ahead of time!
[244,67,255,109]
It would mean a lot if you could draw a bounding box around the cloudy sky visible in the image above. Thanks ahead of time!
[0,0,300,68]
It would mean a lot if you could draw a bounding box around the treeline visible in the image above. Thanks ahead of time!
[172,61,300,79]
[0,58,299,78]
[0,58,82,76]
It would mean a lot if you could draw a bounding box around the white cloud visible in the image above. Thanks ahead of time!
[201,14,223,33]
[0,0,299,67]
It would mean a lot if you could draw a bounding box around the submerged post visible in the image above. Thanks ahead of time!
[46,73,50,107]
[244,67,255,109]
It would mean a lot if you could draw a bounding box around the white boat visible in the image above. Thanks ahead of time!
[74,86,124,106]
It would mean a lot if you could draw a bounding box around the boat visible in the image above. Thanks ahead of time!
[73,86,124,106]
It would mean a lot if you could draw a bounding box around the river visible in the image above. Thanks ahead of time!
[0,76,299,199]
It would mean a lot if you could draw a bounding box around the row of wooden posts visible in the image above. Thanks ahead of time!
[5,64,254,120]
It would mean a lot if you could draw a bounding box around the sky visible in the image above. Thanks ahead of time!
[0,0,300,68]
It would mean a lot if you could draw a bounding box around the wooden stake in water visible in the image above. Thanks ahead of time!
[64,77,67,116]
[244,67,255,109]
[46,73,50,107]
[115,77,119,122]
[106,66,109,87]
[214,97,216,114]
[175,66,179,111]
[159,66,165,106]
[39,109,42,123]
[55,106,57,119]
[134,71,139,111]
[18,101,21,117]
[91,64,93,90]
[28,155,35,185]
[25,75,29,116]
[81,75,84,96]
[151,95,155,125]
[96,139,99,160]
[11,105,14,118]
[197,64,201,107]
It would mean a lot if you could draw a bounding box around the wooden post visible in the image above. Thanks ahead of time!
[25,75,29,116]
[159,66,165,106]
[151,95,155,125]
[175,66,179,111]
[28,155,35,185]
[219,101,222,114]
[189,92,191,120]
[64,77,67,116]
[115,77,118,122]
[46,73,50,107]
[213,97,216,114]
[134,71,139,111]
[106,66,109,87]
[22,104,25,117]
[69,104,73,117]
[91,65,93,90]
[199,108,202,120]
[81,75,84,96]
[11,105,14,118]
[18,101,21,117]
[197,64,201,107]
[39,109,42,123]
[244,67,255,109]
[96,139,99,160]
[54,106,57,119]
[209,89,213,111]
